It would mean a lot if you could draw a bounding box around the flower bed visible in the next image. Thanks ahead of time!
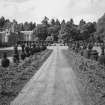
[0,49,52,105]
[64,49,105,105]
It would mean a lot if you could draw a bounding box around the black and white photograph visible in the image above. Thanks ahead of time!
[0,0,105,105]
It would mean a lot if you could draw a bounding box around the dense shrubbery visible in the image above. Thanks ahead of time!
[0,49,52,105]
[66,50,105,105]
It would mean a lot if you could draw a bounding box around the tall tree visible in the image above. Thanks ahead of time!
[69,18,74,26]
[41,16,49,26]
[34,24,48,41]
[23,22,30,31]
[18,23,24,31]
[95,13,105,42]
[55,19,60,26]
[79,19,86,28]
[78,22,96,40]
[3,19,11,29]
[50,19,55,26]
[0,16,5,29]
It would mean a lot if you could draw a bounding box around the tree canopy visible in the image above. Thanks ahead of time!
[0,14,105,43]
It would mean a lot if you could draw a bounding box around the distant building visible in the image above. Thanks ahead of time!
[0,28,10,43]
[20,31,33,41]
[0,32,5,43]
[5,29,10,42]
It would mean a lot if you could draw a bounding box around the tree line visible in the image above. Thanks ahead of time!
[0,16,36,31]
[33,14,105,43]
[0,14,105,43]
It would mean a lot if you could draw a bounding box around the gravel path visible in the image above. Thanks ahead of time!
[11,45,89,105]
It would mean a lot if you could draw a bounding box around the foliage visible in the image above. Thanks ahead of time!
[0,16,36,32]
[96,13,105,42]
[34,24,48,41]
[67,50,105,105]
[0,16,5,28]
[0,49,52,105]
[1,13,105,42]
[78,22,96,40]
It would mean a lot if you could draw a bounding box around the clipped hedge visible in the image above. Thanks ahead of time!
[66,50,105,105]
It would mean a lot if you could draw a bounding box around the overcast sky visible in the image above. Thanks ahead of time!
[0,0,105,24]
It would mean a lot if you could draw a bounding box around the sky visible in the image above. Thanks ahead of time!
[0,0,105,24]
